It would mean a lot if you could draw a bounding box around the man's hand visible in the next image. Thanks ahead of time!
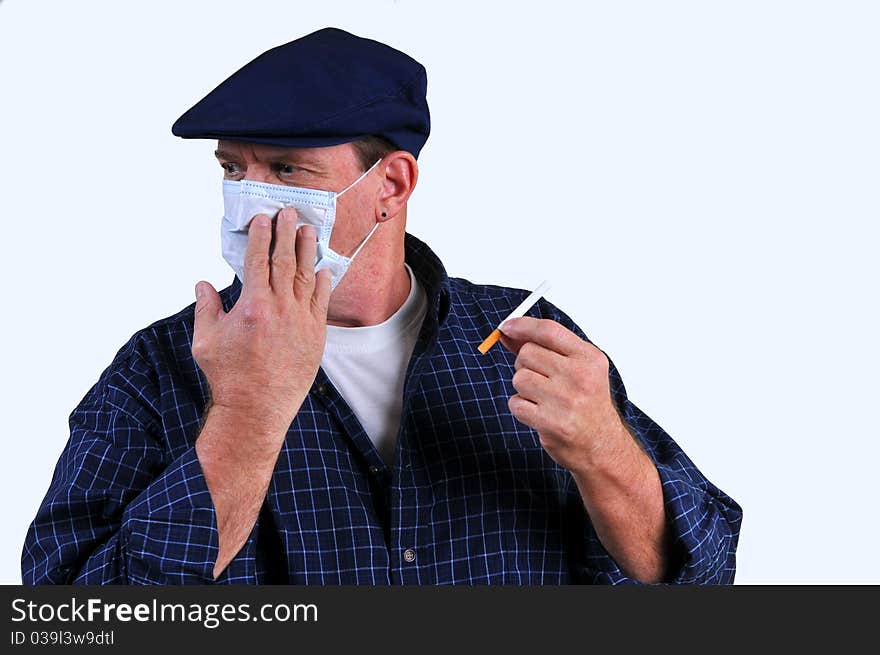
[498,317,671,583]
[190,207,331,579]
[498,317,629,475]
[192,208,331,437]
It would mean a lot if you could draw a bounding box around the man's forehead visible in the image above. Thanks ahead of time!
[216,141,311,159]
[214,140,352,165]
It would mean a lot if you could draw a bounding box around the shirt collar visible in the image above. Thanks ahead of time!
[220,232,452,326]
[402,232,451,326]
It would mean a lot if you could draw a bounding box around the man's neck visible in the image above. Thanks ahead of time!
[326,262,411,328]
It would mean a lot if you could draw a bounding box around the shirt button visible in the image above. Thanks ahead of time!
[368,465,379,474]
[403,548,416,563]
[315,383,327,395]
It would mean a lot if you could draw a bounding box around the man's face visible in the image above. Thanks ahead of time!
[214,140,380,258]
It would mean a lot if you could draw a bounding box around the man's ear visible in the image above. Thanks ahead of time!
[376,151,418,222]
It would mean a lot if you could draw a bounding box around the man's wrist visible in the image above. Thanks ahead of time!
[569,414,650,493]
[196,401,294,465]
[206,394,301,432]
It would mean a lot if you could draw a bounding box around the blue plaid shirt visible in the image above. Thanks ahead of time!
[23,233,742,585]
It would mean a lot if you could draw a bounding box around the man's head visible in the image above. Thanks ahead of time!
[173,28,429,320]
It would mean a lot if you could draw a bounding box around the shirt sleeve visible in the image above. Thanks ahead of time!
[21,341,244,585]
[538,299,744,585]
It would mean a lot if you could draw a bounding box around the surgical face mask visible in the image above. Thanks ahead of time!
[221,159,382,290]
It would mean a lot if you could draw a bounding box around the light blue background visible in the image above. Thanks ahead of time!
[1,0,877,583]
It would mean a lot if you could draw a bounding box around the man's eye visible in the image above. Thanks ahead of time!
[273,163,297,176]
[221,162,241,175]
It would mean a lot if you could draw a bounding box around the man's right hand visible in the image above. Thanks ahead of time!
[189,207,331,579]
[192,207,331,437]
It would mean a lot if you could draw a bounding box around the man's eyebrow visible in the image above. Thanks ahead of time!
[213,149,322,167]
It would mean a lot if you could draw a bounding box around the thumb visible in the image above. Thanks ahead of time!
[193,281,221,330]
[311,268,332,319]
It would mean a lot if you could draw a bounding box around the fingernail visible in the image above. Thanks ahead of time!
[499,319,514,333]
[195,282,204,298]
[254,215,269,227]
[301,225,315,239]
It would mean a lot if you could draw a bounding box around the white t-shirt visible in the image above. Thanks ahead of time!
[320,264,428,468]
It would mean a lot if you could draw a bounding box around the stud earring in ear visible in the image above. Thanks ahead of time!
[381,211,387,218]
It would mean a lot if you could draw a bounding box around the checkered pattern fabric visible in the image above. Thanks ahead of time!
[22,233,742,584]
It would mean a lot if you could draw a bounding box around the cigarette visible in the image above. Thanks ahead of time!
[477,280,551,354]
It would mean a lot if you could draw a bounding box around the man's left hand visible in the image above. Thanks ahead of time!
[499,316,671,582]
[498,317,633,475]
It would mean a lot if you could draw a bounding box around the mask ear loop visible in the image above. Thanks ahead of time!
[348,222,381,261]
[336,158,384,261]
[336,158,383,198]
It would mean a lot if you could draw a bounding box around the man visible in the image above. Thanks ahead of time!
[23,28,741,584]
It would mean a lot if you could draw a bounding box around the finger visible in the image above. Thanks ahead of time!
[500,317,584,356]
[498,331,527,356]
[508,393,540,428]
[269,207,298,295]
[511,367,551,403]
[294,225,318,301]
[513,341,566,377]
[193,281,222,356]
[311,268,332,318]
[243,214,272,292]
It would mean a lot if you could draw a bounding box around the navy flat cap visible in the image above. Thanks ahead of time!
[171,27,430,158]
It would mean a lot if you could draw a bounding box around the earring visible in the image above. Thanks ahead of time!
[381,211,387,218]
